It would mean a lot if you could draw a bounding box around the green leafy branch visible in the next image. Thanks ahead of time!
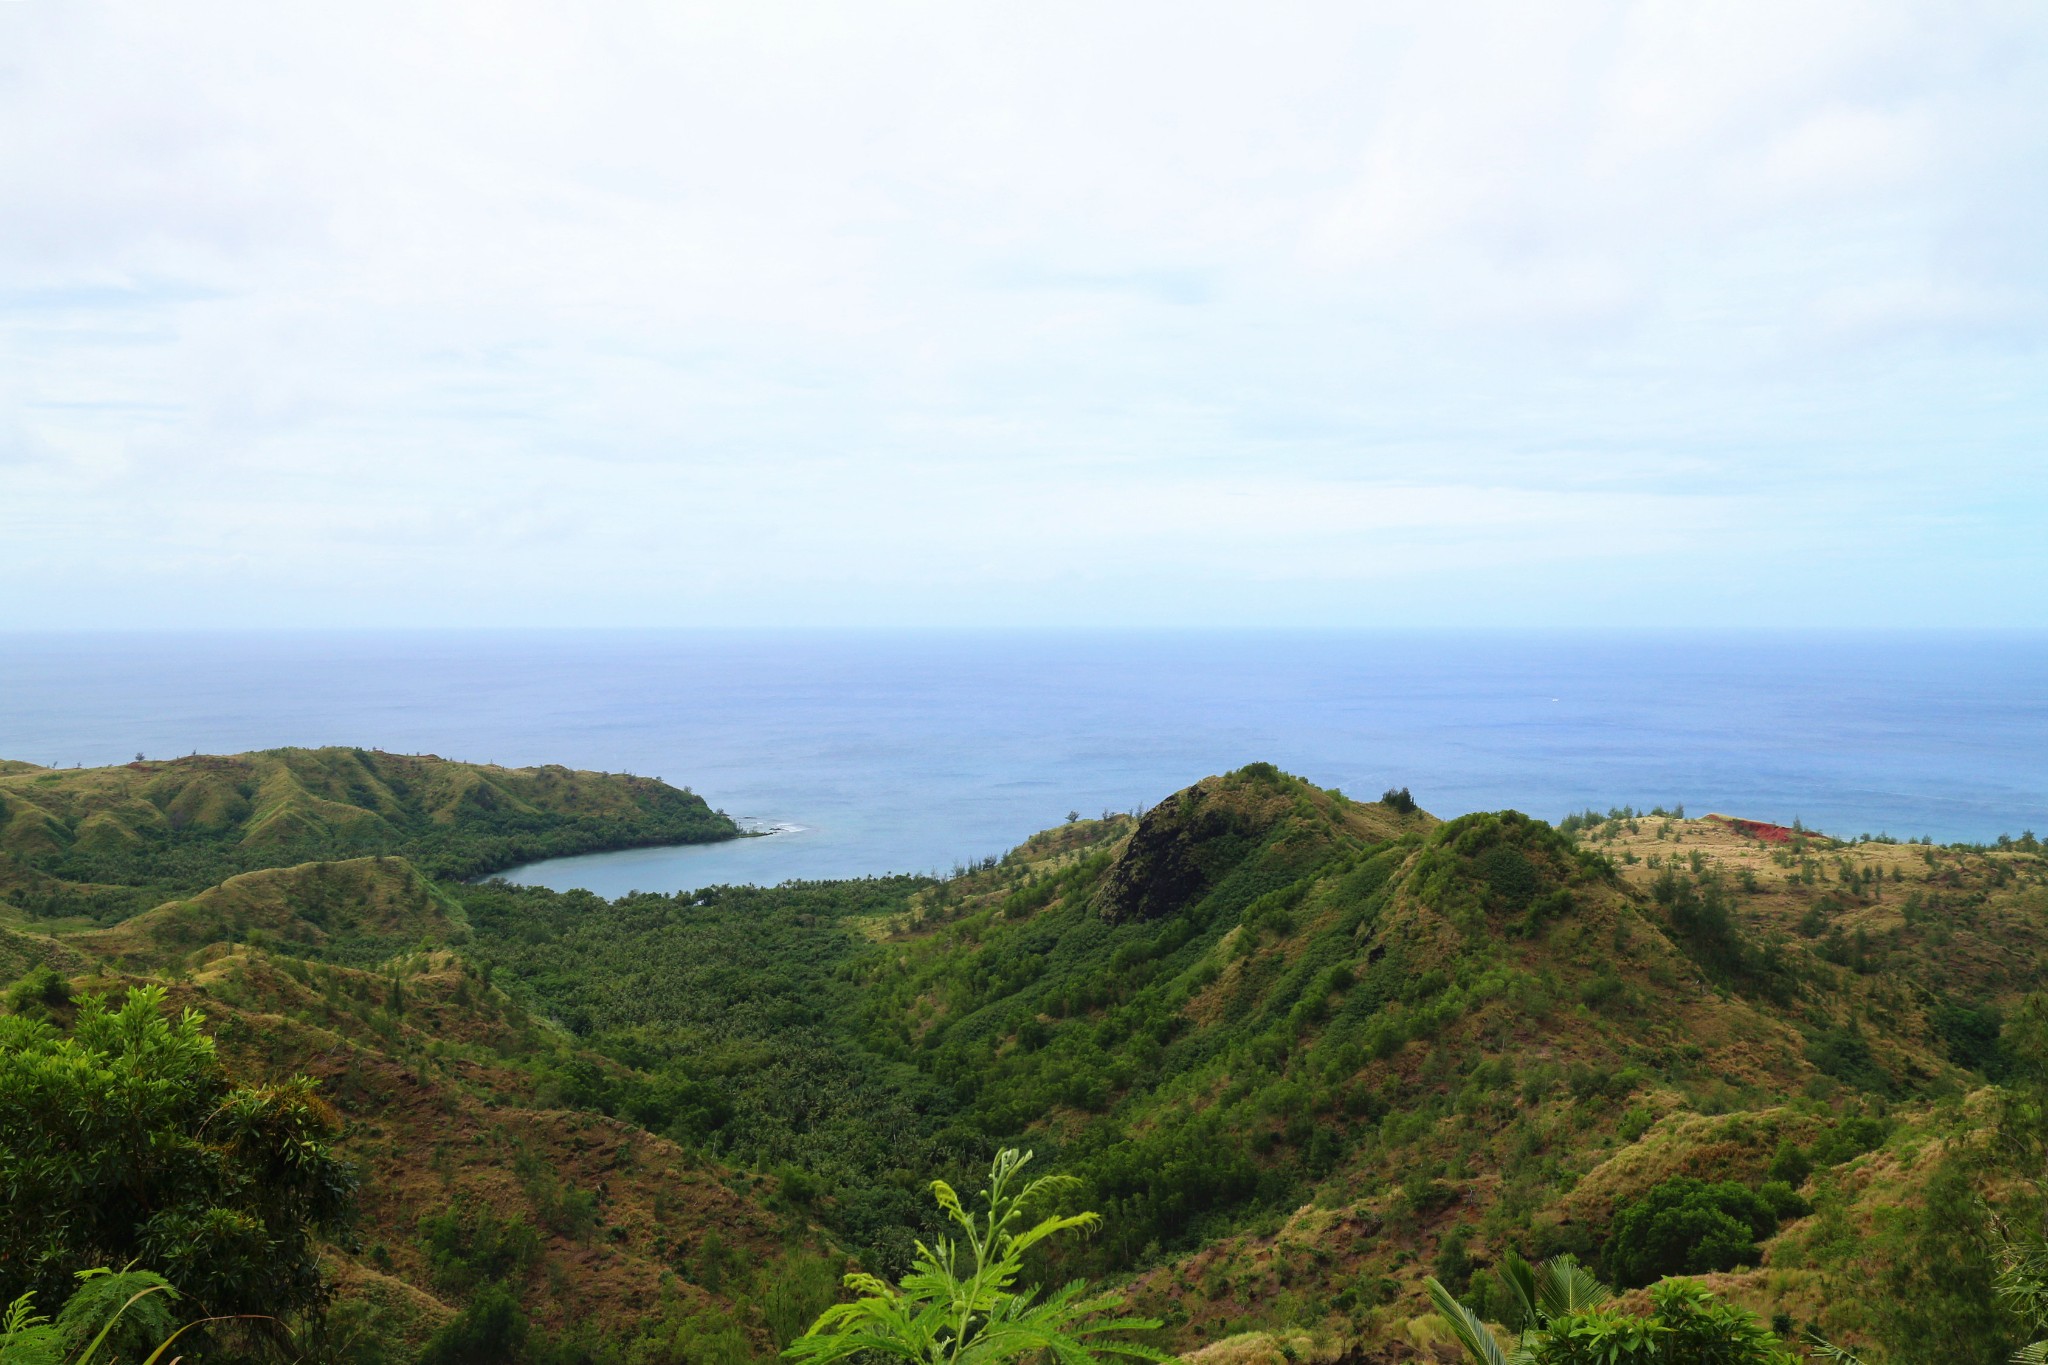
[786,1149,1167,1365]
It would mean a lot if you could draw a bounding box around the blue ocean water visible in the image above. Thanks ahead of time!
[2,630,2043,897]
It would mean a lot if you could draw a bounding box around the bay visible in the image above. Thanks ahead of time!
[2,629,2043,897]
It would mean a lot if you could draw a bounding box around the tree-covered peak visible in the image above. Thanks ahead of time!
[1094,764,1432,925]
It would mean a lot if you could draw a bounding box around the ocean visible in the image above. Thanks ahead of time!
[2,630,2043,896]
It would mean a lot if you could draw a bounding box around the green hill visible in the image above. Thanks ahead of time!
[446,764,2048,1359]
[7,756,2048,1363]
[0,747,738,920]
[76,855,470,969]
[0,870,835,1363]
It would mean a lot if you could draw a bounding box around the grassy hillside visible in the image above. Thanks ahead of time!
[7,757,2048,1364]
[76,856,470,968]
[0,747,738,921]
[173,946,844,1363]
[3,908,842,1363]
[446,766,2048,1360]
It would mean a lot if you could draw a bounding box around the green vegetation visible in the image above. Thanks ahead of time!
[0,986,354,1340]
[1601,1178,1794,1287]
[0,748,736,921]
[449,769,1459,1271]
[9,751,2048,1362]
[438,767,2048,1357]
[786,1149,1163,1365]
[0,1268,188,1365]
[452,874,959,1267]
[417,1282,530,1365]
[417,1204,543,1296]
[1429,1254,1796,1364]
[4,966,70,1017]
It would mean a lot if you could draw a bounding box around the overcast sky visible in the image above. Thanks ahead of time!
[2,2,2043,628]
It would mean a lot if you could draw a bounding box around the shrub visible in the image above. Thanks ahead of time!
[1806,1027,1890,1095]
[1808,1115,1888,1168]
[786,1149,1166,1365]
[3,968,71,1018]
[1572,970,1622,1015]
[1616,1107,1655,1143]
[1430,1258,1796,1364]
[416,1203,543,1294]
[1476,846,1542,912]
[1532,1279,1794,1364]
[1934,1001,2006,1077]
[0,986,355,1321]
[758,1251,846,1349]
[1652,872,1742,979]
[1603,1178,1780,1288]
[1434,1225,1475,1296]
[1756,1181,1810,1221]
[418,1281,528,1365]
[0,1268,184,1365]
[1765,1140,1811,1187]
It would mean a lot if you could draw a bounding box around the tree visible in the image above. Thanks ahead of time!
[785,1149,1166,1365]
[2,968,71,1019]
[416,1282,529,1365]
[1973,993,2048,1362]
[1863,1152,2013,1361]
[1602,1178,1779,1288]
[0,987,356,1334]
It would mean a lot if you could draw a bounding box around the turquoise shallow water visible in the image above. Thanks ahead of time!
[2,629,2043,895]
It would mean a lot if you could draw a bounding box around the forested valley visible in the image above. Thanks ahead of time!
[5,748,2048,1364]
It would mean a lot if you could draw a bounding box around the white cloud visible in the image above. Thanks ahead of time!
[0,0,2042,626]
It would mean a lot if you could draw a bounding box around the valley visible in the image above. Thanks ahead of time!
[4,751,2046,1363]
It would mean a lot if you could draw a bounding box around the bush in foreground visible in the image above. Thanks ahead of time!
[786,1148,1165,1365]
[0,986,356,1330]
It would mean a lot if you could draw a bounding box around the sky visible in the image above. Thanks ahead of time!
[1,1,2043,629]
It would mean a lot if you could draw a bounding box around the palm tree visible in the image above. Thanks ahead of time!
[1425,1251,1611,1365]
